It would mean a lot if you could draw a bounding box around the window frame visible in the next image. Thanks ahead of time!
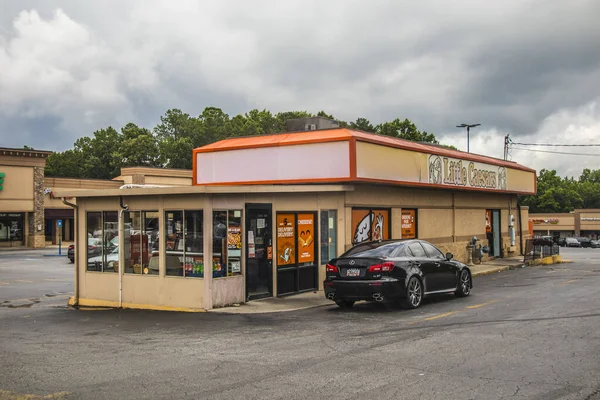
[163,209,204,279]
[85,210,118,273]
[212,209,243,278]
[320,209,338,264]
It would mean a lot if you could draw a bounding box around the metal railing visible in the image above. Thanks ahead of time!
[523,238,559,263]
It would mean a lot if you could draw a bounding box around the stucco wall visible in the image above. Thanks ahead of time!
[0,165,34,212]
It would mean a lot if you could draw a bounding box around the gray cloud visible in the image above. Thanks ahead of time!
[0,0,599,176]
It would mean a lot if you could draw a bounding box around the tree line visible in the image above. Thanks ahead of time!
[521,168,600,212]
[40,107,442,179]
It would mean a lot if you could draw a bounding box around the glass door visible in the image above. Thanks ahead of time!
[492,210,501,257]
[245,204,273,300]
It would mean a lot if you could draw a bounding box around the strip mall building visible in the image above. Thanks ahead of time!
[50,125,537,311]
[529,210,600,240]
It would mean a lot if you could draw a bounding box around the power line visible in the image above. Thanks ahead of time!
[509,142,600,147]
[511,147,600,157]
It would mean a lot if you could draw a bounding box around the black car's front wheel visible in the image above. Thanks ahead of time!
[402,276,423,309]
[335,299,355,308]
[455,269,472,297]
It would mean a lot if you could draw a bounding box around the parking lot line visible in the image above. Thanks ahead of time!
[465,299,498,309]
[560,279,578,284]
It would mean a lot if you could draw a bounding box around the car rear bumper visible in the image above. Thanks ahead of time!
[323,278,404,301]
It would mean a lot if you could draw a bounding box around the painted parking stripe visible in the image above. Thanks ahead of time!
[465,300,498,309]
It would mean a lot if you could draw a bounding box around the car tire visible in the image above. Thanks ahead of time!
[401,276,423,309]
[334,299,355,308]
[455,269,472,298]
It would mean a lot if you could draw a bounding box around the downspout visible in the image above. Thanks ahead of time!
[517,198,524,256]
[119,196,129,308]
[62,198,79,306]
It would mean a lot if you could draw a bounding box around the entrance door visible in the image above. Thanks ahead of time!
[492,210,501,257]
[245,204,273,300]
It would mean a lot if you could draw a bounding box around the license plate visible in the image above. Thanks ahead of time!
[346,268,360,277]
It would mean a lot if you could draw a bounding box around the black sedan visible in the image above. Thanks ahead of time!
[324,239,472,309]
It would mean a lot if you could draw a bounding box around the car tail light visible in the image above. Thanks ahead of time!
[368,262,394,273]
[326,264,338,273]
[88,245,96,251]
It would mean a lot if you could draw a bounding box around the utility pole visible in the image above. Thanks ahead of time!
[503,134,510,160]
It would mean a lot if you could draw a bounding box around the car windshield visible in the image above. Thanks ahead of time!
[341,242,404,258]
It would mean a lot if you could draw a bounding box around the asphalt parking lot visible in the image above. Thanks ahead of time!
[1,247,599,400]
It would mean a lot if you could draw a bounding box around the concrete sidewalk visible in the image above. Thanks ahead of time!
[211,256,529,314]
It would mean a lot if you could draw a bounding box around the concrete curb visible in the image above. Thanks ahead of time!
[471,266,512,277]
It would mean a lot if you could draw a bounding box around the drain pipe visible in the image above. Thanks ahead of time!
[518,199,524,256]
[118,196,129,308]
[62,198,79,306]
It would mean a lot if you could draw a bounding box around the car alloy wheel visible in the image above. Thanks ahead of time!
[455,270,471,298]
[403,277,423,309]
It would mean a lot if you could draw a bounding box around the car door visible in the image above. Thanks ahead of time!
[407,241,441,293]
[420,241,456,290]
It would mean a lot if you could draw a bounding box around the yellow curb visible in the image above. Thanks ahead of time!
[67,297,206,313]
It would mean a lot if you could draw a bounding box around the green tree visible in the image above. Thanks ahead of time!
[154,109,202,169]
[375,118,438,143]
[350,117,376,132]
[116,123,160,167]
[44,150,86,178]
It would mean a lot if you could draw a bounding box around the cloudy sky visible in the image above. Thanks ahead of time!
[1,0,599,177]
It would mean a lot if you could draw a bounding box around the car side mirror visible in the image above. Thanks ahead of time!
[446,252,453,261]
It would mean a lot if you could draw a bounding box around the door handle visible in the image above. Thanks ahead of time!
[410,262,421,267]
[434,262,441,267]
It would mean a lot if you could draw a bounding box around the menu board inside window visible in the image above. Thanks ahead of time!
[277,213,296,266]
[351,208,391,244]
[485,209,492,233]
[297,213,315,264]
[401,209,417,239]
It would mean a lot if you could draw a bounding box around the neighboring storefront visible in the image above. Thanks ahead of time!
[529,209,600,240]
[53,127,536,311]
[0,147,52,248]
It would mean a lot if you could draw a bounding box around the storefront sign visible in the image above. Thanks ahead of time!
[351,208,390,244]
[277,213,296,266]
[297,213,315,263]
[531,218,559,224]
[581,217,600,221]
[0,172,4,191]
[401,209,417,239]
[428,155,507,191]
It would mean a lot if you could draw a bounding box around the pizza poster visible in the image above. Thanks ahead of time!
[277,213,296,266]
[401,209,416,239]
[297,213,315,263]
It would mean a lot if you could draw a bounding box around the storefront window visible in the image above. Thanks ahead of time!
[401,209,417,239]
[164,210,203,277]
[351,208,391,244]
[320,210,337,263]
[213,210,243,278]
[86,211,119,272]
[124,211,158,275]
[0,213,24,242]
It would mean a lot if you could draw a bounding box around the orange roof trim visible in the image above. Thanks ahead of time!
[193,128,535,173]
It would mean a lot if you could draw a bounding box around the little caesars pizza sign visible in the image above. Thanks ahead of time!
[428,155,507,191]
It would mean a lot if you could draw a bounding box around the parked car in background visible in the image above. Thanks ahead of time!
[67,237,116,263]
[324,239,472,309]
[565,238,581,248]
[576,237,592,248]
[558,238,567,247]
[590,240,599,249]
